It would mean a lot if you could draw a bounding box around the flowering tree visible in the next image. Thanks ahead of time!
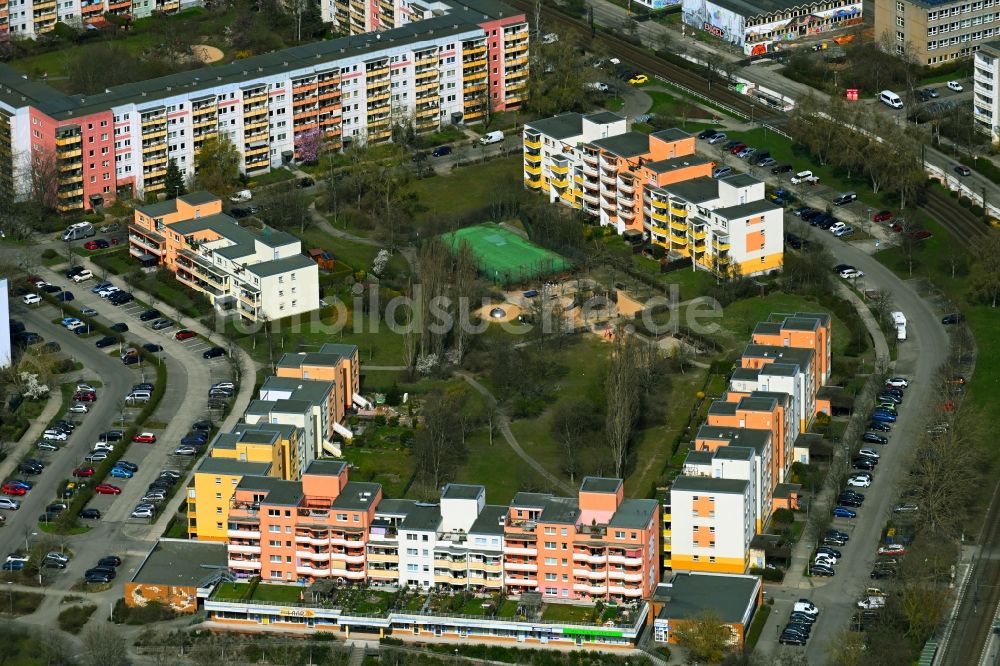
[19,372,50,400]
[295,128,323,163]
[371,249,391,277]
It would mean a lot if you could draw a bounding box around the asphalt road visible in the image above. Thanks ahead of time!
[753,220,949,662]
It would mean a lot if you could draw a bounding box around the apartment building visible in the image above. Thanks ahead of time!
[129,193,319,321]
[692,426,773,531]
[706,393,795,490]
[875,0,1000,65]
[522,114,783,277]
[257,376,341,454]
[0,0,528,210]
[975,40,1000,140]
[731,345,815,432]
[0,0,194,39]
[669,476,755,574]
[274,344,361,419]
[751,313,832,387]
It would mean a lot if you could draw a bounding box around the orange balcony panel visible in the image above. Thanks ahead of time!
[294,121,319,132]
[292,82,319,93]
[293,110,317,122]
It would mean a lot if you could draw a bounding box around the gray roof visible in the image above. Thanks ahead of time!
[135,199,179,219]
[539,497,579,525]
[591,131,650,158]
[470,504,507,536]
[319,343,359,358]
[236,421,297,439]
[131,539,228,586]
[0,1,514,118]
[751,390,789,406]
[580,477,621,494]
[525,113,584,140]
[331,481,381,510]
[708,401,737,416]
[696,426,771,454]
[511,492,552,509]
[662,177,719,204]
[719,173,761,189]
[684,450,714,466]
[245,253,315,278]
[260,376,334,405]
[714,199,782,220]
[644,154,713,175]
[713,445,755,461]
[277,351,345,369]
[401,503,442,531]
[759,362,800,378]
[753,321,782,336]
[442,484,484,501]
[197,457,271,477]
[737,396,778,412]
[671,476,748,495]
[653,573,760,624]
[795,312,830,327]
[180,191,219,206]
[730,367,760,382]
[773,482,801,499]
[781,316,821,332]
[305,460,347,477]
[585,111,625,125]
[237,476,303,506]
[375,499,417,517]
[257,229,299,248]
[742,344,814,367]
[651,128,691,142]
[608,498,657,530]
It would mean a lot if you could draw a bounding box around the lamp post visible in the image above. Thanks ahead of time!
[6,581,12,615]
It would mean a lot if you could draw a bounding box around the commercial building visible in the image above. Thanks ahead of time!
[651,573,762,648]
[681,0,861,56]
[522,113,783,277]
[129,193,320,321]
[0,0,528,211]
[125,539,230,613]
[975,41,1000,140]
[876,0,999,65]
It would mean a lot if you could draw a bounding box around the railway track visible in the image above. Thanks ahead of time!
[508,0,781,122]
[923,188,990,251]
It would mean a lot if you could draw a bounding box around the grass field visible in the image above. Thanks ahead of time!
[405,156,523,221]
[441,223,569,282]
[715,291,855,356]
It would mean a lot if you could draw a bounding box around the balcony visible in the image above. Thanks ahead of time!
[503,545,537,556]
[572,551,608,564]
[617,178,634,194]
[503,561,537,571]
[573,568,608,580]
[572,583,607,594]
[55,135,81,147]
[618,208,635,221]
[523,133,541,149]
[229,543,260,554]
[713,236,731,251]
[228,559,261,569]
[242,92,267,106]
[669,206,687,217]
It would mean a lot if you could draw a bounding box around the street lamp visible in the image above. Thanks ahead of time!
[6,581,12,615]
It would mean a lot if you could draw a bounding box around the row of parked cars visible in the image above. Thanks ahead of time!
[778,600,820,646]
[793,207,856,239]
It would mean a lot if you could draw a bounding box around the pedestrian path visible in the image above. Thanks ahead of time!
[0,390,63,482]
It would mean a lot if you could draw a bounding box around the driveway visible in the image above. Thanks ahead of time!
[754,220,949,662]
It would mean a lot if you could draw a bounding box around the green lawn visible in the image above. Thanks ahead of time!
[745,603,772,650]
[458,430,545,504]
[405,155,524,221]
[340,444,414,500]
[214,582,304,603]
[249,168,295,187]
[715,291,855,356]
[540,603,598,624]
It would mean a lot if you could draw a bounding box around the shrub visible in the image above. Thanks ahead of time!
[110,599,177,625]
[57,604,96,633]
[772,508,795,524]
[41,248,58,260]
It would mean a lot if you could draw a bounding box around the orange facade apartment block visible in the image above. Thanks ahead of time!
[751,313,832,390]
[275,344,361,421]
[707,394,792,489]
[129,191,224,268]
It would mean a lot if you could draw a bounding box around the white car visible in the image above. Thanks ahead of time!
[0,498,21,510]
[828,222,847,234]
[793,601,819,616]
[76,384,96,392]
[97,286,120,298]
[790,170,819,185]
[840,268,864,279]
[878,544,906,555]
[885,377,909,388]
[67,321,87,332]
[815,554,838,565]
[45,551,69,564]
[587,82,610,92]
[947,80,964,92]
[131,508,154,519]
[22,294,41,305]
[92,443,114,452]
[857,596,886,610]
[174,446,198,456]
[42,430,68,441]
[858,448,880,459]
[5,553,28,564]
[69,403,89,414]
[212,382,236,391]
[847,476,871,488]
[71,270,93,283]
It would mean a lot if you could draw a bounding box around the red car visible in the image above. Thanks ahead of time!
[728,143,747,155]
[83,239,110,251]
[2,484,26,496]
[132,432,156,443]
[26,275,43,285]
[94,484,121,495]
[890,222,903,233]
[73,391,97,402]
[175,329,197,341]
[907,230,932,241]
[73,466,95,478]
[872,210,892,223]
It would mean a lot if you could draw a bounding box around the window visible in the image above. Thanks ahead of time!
[270,555,282,563]
[215,493,222,500]
[268,509,280,516]
[545,573,557,581]
[269,525,280,533]
[561,528,568,536]
[544,541,556,549]
[269,540,280,547]
[544,557,557,565]
[615,530,625,539]
[336,513,348,521]
[544,527,555,535]
[407,548,418,555]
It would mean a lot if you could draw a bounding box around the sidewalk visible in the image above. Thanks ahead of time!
[0,390,63,482]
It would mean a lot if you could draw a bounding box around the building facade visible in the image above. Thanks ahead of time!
[975,40,1000,140]
[0,0,528,210]
[876,0,1000,65]
[681,0,862,56]
[669,476,755,574]
[129,192,320,321]
[522,113,783,277]
[0,0,196,40]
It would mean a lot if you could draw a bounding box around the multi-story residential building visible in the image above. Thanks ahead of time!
[222,471,659,602]
[706,393,795,490]
[669,476,755,574]
[522,114,783,277]
[731,346,815,432]
[751,313,832,388]
[875,0,999,65]
[257,376,341,453]
[274,344,361,419]
[692,426,772,531]
[0,0,194,39]
[975,41,1000,140]
[0,0,528,210]
[129,193,319,320]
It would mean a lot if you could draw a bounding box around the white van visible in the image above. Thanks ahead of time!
[230,189,252,203]
[891,311,907,341]
[479,131,504,145]
[62,222,95,241]
[879,90,903,109]
[125,391,151,405]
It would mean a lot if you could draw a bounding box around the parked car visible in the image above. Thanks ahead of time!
[109,467,133,479]
[132,432,157,443]
[431,145,453,157]
[771,164,793,175]
[174,446,198,456]
[203,346,226,359]
[94,484,121,495]
[79,508,101,520]
[846,476,871,488]
[878,544,906,555]
[73,466,95,477]
[862,432,888,445]
[832,506,857,518]
[175,329,197,341]
[69,403,89,414]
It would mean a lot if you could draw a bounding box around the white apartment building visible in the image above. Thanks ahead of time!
[1,0,195,39]
[669,476,755,575]
[689,430,771,533]
[975,41,1000,141]
[734,345,816,433]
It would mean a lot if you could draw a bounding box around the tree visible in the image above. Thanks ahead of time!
[164,159,186,199]
[825,630,867,666]
[970,230,1000,307]
[194,135,241,194]
[551,398,602,483]
[260,183,312,232]
[672,611,733,663]
[605,329,642,478]
[295,128,323,163]
[81,625,128,666]
[413,389,467,490]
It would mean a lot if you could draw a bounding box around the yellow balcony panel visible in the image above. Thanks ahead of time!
[243,106,268,118]
[416,107,438,118]
[464,45,486,56]
[651,211,669,224]
[505,56,529,67]
[58,176,83,187]
[669,206,687,217]
[243,93,267,106]
[415,57,438,68]
[524,163,541,175]
[549,163,569,175]
[463,58,487,69]
[55,136,81,147]
[670,219,688,232]
[524,136,541,149]
[550,176,569,188]
[691,230,706,240]
[193,118,217,129]
[464,110,485,121]
[713,240,731,251]
[58,187,83,198]
[143,156,168,167]
[142,129,167,140]
[650,199,669,210]
[141,116,166,127]
[524,152,541,164]
[245,132,269,145]
[244,119,269,131]
[58,149,82,159]
[416,82,438,94]
[144,168,167,179]
[245,145,269,156]
[464,84,487,95]
[33,1,55,9]
[366,66,389,78]
[367,92,391,104]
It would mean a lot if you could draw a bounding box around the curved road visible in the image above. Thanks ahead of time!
[754,220,949,663]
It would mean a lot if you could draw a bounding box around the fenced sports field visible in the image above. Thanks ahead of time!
[440,223,570,283]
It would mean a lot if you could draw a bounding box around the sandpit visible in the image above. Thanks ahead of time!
[191,44,225,64]
[475,302,522,323]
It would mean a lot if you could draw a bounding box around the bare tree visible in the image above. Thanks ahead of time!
[970,230,1000,307]
[605,328,642,477]
[81,625,128,666]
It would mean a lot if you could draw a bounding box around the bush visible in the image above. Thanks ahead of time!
[57,604,96,633]
[41,248,58,260]
[772,508,795,524]
[110,599,177,625]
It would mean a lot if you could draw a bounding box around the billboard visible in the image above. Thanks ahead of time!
[0,279,10,369]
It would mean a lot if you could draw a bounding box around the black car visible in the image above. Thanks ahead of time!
[142,343,164,353]
[192,420,212,432]
[98,555,122,567]
[56,291,74,302]
[852,457,876,470]
[877,392,902,404]
[785,233,803,249]
[792,206,813,217]
[18,462,43,475]
[697,128,719,140]
[55,420,76,431]
[41,284,62,294]
[203,346,226,359]
[862,432,888,445]
[871,568,896,580]
[79,508,101,520]
[431,145,453,157]
[85,573,112,584]
[779,633,807,646]
[16,332,43,346]
[134,383,154,392]
[46,502,67,514]
[229,208,252,219]
[110,322,128,333]
[38,512,60,523]
[789,612,817,625]
[139,309,161,322]
[297,177,315,188]
[101,430,125,442]
[809,565,835,577]
[823,536,847,547]
[826,529,850,541]
[837,495,863,507]
[88,565,116,577]
[65,266,86,279]
[95,336,118,348]
[771,164,793,174]
[942,313,963,325]
[816,546,841,558]
[110,293,134,305]
[42,559,66,569]
[869,421,892,432]
[786,622,812,635]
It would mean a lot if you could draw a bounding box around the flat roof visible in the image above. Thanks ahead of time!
[737,396,778,412]
[401,503,442,532]
[305,460,347,477]
[131,539,228,586]
[260,376,334,404]
[197,457,271,477]
[645,154,713,175]
[708,401,738,416]
[781,316,820,332]
[441,484,484,501]
[539,497,580,525]
[591,131,650,158]
[653,572,760,624]
[580,477,621,494]
[758,362,800,378]
[525,112,584,140]
[257,229,299,248]
[651,128,691,142]
[774,482,801,499]
[331,481,381,510]
[696,425,771,453]
[470,504,507,536]
[720,173,761,189]
[671,475,748,495]
[237,476,303,506]
[661,177,719,204]
[713,445,755,461]
[714,199,782,220]
[730,367,760,382]
[511,492,552,509]
[319,342,359,357]
[608,498,657,530]
[753,321,783,336]
[742,344,814,366]
[246,253,315,278]
[794,312,830,326]
[704,0,845,19]
[684,450,714,466]
[375,499,417,517]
